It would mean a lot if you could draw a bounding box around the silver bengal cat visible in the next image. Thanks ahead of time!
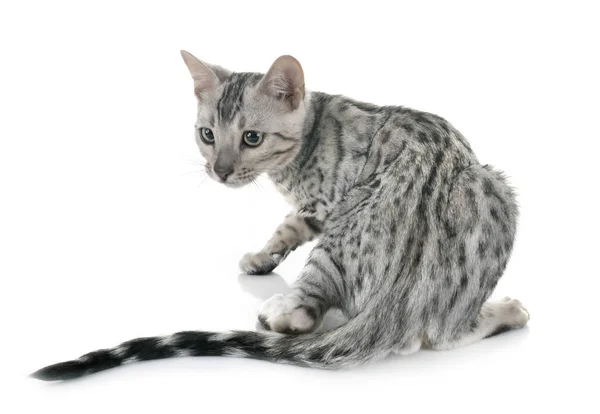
[31,51,529,381]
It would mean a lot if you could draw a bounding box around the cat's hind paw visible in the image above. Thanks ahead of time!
[239,251,282,275]
[498,297,530,328]
[258,294,319,334]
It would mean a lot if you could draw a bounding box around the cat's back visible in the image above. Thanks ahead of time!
[386,105,477,165]
[316,93,478,169]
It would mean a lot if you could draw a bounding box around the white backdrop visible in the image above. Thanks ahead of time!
[1,1,598,413]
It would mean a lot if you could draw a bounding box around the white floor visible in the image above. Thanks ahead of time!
[4,159,597,413]
[1,2,599,413]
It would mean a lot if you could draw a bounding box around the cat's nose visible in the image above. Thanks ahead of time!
[214,150,236,182]
[213,164,234,181]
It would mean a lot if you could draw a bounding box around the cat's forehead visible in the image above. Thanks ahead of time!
[195,71,297,135]
[196,71,290,131]
[215,72,263,124]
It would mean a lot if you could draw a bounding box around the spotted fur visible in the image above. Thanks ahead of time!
[30,52,528,381]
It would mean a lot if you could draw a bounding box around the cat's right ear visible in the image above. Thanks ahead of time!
[259,55,305,110]
[180,50,228,99]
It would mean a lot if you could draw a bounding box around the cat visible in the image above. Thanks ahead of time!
[31,51,529,381]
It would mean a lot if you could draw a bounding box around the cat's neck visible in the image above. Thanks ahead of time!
[290,92,329,169]
[267,91,391,221]
[270,91,387,183]
[267,91,324,183]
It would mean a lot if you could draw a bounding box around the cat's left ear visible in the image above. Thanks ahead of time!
[180,50,230,99]
[259,55,305,110]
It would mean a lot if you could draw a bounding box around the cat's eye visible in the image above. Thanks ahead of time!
[199,127,215,144]
[243,131,264,147]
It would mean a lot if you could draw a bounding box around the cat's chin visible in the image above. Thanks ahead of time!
[222,181,249,189]
[218,177,255,189]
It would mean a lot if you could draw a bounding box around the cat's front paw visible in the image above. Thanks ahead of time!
[239,251,282,275]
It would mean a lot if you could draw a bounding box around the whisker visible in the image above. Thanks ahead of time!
[188,159,207,168]
[181,169,205,176]
[272,181,301,204]
[196,175,209,188]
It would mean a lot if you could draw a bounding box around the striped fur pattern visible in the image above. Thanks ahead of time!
[30,52,529,381]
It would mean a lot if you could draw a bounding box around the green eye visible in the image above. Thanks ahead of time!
[199,127,215,144]
[243,131,264,147]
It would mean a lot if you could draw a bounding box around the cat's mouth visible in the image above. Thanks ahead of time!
[204,164,257,188]
[213,173,258,189]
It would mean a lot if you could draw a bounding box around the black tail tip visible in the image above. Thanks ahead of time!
[30,360,88,382]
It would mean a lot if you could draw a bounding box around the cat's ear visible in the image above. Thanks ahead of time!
[180,50,230,99]
[259,55,305,110]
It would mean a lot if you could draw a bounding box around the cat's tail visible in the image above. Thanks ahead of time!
[30,307,402,381]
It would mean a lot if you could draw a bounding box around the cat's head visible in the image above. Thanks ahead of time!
[181,51,307,187]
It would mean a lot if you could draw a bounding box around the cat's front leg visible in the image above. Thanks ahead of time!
[239,213,322,275]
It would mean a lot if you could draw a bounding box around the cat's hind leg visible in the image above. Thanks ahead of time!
[258,242,345,334]
[431,297,530,350]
